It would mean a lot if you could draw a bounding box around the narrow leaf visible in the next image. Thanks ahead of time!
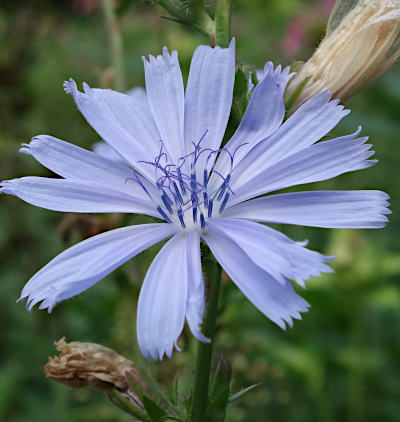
[228,383,260,403]
[143,396,169,422]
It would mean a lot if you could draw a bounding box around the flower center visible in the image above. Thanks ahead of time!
[132,133,243,230]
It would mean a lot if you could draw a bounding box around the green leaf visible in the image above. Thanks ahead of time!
[145,0,215,37]
[228,383,260,403]
[136,365,177,416]
[143,396,169,422]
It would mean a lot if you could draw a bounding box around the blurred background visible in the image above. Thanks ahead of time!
[1,0,400,421]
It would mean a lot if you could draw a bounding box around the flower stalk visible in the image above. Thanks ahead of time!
[215,0,232,47]
[149,0,215,40]
[191,256,223,422]
[100,0,126,91]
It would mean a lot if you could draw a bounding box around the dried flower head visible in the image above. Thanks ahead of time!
[287,0,400,106]
[43,337,141,392]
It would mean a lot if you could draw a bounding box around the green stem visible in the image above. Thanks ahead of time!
[191,257,223,421]
[100,0,126,91]
[214,0,232,47]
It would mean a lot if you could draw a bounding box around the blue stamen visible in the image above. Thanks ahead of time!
[219,193,230,213]
[161,193,174,214]
[173,182,183,205]
[157,206,172,223]
[203,192,209,209]
[217,174,231,201]
[190,172,197,191]
[193,206,198,223]
[178,208,186,228]
[177,168,186,195]
[137,134,243,228]
[200,212,206,229]
[207,199,213,218]
[203,169,208,186]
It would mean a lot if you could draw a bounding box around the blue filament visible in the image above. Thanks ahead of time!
[157,206,172,223]
[161,193,174,214]
[178,208,185,228]
[173,182,183,205]
[219,193,230,213]
[207,199,213,218]
[200,212,206,229]
[217,174,231,201]
[135,134,243,227]
[193,206,198,223]
[177,168,186,195]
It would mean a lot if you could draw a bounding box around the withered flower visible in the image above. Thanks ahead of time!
[44,337,142,394]
[286,0,400,107]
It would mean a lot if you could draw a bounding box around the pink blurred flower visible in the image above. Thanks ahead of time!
[73,0,100,15]
[322,0,336,15]
[280,17,308,56]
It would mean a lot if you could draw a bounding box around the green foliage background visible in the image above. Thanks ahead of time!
[1,1,399,421]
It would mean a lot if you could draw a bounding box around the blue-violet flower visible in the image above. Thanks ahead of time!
[1,40,390,359]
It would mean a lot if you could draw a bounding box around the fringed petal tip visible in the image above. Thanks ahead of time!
[142,47,178,66]
[274,301,311,330]
[17,293,57,314]
[0,179,16,195]
[19,135,47,155]
[63,78,76,95]
[312,89,352,118]
[261,61,296,86]
[212,37,236,52]
[19,143,31,156]
[64,78,92,97]
[141,340,182,361]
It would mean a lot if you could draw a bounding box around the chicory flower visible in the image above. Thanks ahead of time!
[1,40,390,359]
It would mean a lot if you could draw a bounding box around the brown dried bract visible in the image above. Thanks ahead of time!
[286,0,400,107]
[43,337,141,392]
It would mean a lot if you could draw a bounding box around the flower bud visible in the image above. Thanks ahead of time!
[43,337,142,394]
[286,0,400,107]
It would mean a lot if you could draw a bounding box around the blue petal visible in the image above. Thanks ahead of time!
[185,230,209,343]
[92,86,149,165]
[239,91,351,171]
[208,218,333,288]
[143,48,185,163]
[203,228,310,329]
[209,62,294,191]
[64,79,160,180]
[92,141,127,165]
[21,135,157,200]
[0,177,158,216]
[18,223,177,312]
[137,231,206,360]
[229,132,376,205]
[184,39,235,170]
[223,190,391,229]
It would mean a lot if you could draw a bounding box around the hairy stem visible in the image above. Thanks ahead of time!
[215,0,232,47]
[100,0,126,91]
[191,257,223,421]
